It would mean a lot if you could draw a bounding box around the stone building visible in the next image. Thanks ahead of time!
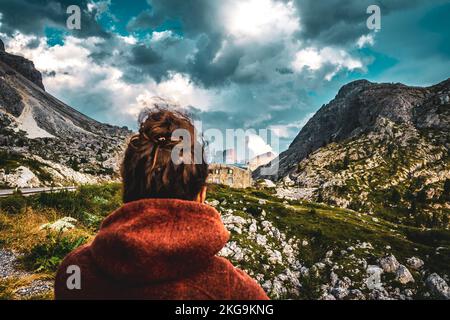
[207,163,252,188]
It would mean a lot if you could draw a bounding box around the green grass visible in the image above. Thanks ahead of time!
[22,231,87,273]
[31,183,122,230]
[0,191,28,214]
[0,182,449,299]
[207,184,450,275]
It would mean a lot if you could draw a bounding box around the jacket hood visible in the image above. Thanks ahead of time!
[90,198,230,283]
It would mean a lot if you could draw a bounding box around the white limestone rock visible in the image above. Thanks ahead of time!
[406,257,424,270]
[426,273,450,299]
[379,254,400,273]
[395,265,414,284]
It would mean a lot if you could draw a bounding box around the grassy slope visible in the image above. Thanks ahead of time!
[294,124,450,229]
[209,185,450,273]
[0,183,449,299]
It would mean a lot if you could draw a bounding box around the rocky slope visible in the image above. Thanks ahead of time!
[255,79,450,228]
[0,39,131,187]
[206,185,450,300]
[1,183,449,300]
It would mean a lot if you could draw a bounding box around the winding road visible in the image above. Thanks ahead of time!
[0,186,77,197]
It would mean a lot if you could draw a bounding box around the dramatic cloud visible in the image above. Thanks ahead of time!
[290,0,426,45]
[1,0,448,153]
[292,47,364,81]
[0,0,109,38]
[223,0,300,42]
[1,34,214,126]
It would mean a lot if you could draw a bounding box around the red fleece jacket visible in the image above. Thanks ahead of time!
[54,198,269,300]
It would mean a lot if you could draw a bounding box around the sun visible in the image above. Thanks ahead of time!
[224,0,299,41]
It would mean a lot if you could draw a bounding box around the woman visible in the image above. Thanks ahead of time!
[54,108,269,300]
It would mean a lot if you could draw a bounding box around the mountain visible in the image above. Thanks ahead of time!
[0,39,131,187]
[254,78,450,228]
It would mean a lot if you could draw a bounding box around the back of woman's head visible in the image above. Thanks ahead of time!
[121,108,208,203]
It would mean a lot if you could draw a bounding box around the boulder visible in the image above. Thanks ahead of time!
[331,277,352,299]
[395,265,414,284]
[207,199,220,207]
[379,254,400,273]
[1,166,41,188]
[406,257,424,270]
[358,242,373,249]
[261,179,276,188]
[282,175,295,187]
[426,273,450,299]
[369,288,393,300]
[365,265,383,290]
[330,272,339,286]
[348,289,366,300]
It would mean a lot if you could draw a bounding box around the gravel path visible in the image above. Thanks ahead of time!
[0,249,25,278]
[0,248,53,299]
[15,280,53,298]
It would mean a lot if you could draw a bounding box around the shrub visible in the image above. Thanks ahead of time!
[388,187,402,204]
[80,211,104,230]
[246,204,263,217]
[35,191,84,219]
[0,193,27,214]
[23,231,87,272]
[251,190,273,199]
[270,203,291,217]
[405,229,450,247]
[442,179,450,202]
[32,183,122,220]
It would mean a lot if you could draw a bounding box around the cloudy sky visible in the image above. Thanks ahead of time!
[0,0,449,157]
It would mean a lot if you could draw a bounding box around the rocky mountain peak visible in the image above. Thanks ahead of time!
[254,78,449,232]
[0,44,132,187]
[254,78,449,180]
[335,79,372,98]
[0,38,44,90]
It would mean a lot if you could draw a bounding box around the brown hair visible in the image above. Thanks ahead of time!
[121,108,208,203]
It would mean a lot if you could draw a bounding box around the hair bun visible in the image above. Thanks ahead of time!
[122,107,208,203]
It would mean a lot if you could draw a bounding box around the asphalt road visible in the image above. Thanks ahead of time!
[0,186,77,197]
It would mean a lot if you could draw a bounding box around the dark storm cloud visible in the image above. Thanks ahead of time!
[141,0,222,36]
[0,0,109,38]
[187,34,243,87]
[290,0,429,45]
[125,0,238,87]
[2,0,445,153]
[123,0,430,89]
[128,44,161,66]
[123,43,169,83]
[26,38,41,49]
